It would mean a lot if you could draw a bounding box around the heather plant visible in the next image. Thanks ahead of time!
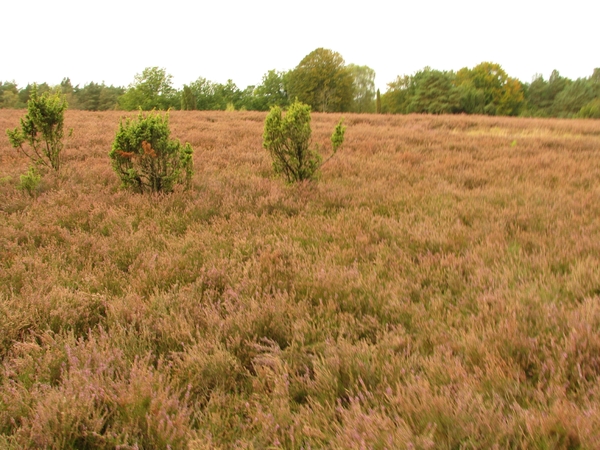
[109,111,193,193]
[263,100,345,183]
[2,109,600,447]
[6,84,70,172]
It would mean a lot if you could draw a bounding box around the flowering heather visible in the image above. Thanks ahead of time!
[1,109,600,448]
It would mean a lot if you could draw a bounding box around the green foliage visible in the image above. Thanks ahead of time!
[383,63,525,116]
[119,67,177,111]
[578,98,600,118]
[6,85,69,172]
[72,82,124,111]
[17,166,41,197]
[553,79,595,117]
[381,75,412,114]
[331,118,346,153]
[263,101,319,183]
[456,81,486,114]
[0,81,21,108]
[180,85,197,111]
[238,85,255,111]
[218,79,243,110]
[109,111,194,193]
[253,70,289,111]
[524,73,558,116]
[523,69,600,118]
[185,77,220,110]
[183,78,246,111]
[455,62,524,116]
[3,63,598,118]
[263,100,345,183]
[496,78,525,116]
[17,83,51,106]
[0,80,124,111]
[287,48,354,112]
[524,70,571,117]
[382,69,461,115]
[409,68,461,114]
[347,64,376,113]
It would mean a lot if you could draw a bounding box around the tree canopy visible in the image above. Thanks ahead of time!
[1,56,599,118]
[119,67,177,111]
[287,48,354,113]
[408,68,460,114]
[347,64,376,113]
[454,62,524,115]
[252,70,289,111]
[382,62,529,116]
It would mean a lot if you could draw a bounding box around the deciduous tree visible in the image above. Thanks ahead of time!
[455,62,524,116]
[181,85,197,110]
[186,78,220,110]
[287,48,354,112]
[216,79,242,110]
[253,70,289,111]
[0,81,20,108]
[347,64,376,113]
[381,75,412,114]
[119,67,177,111]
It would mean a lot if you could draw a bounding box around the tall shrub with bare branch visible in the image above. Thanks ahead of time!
[109,111,193,193]
[263,100,345,183]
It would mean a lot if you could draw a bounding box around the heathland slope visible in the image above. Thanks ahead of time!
[1,110,600,448]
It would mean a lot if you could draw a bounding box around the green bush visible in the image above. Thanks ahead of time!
[263,100,345,183]
[17,166,41,197]
[6,85,69,172]
[109,111,194,193]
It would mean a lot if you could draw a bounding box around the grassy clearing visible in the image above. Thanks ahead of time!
[1,110,600,448]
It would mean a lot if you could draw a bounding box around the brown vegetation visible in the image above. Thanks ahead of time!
[1,109,600,448]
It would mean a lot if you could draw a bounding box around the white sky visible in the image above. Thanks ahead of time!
[1,0,597,92]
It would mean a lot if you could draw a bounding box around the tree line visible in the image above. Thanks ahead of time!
[381,64,600,118]
[1,48,599,118]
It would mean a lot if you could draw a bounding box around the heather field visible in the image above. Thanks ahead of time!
[1,109,600,449]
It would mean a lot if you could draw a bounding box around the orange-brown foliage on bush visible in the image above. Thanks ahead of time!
[1,110,600,448]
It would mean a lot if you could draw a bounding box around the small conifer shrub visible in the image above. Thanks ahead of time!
[263,100,345,183]
[6,85,70,172]
[109,111,194,193]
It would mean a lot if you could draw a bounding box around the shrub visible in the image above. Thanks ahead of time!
[262,100,345,183]
[109,111,194,193]
[6,85,70,172]
[17,166,41,197]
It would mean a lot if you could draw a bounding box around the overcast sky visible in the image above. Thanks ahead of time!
[2,0,596,91]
